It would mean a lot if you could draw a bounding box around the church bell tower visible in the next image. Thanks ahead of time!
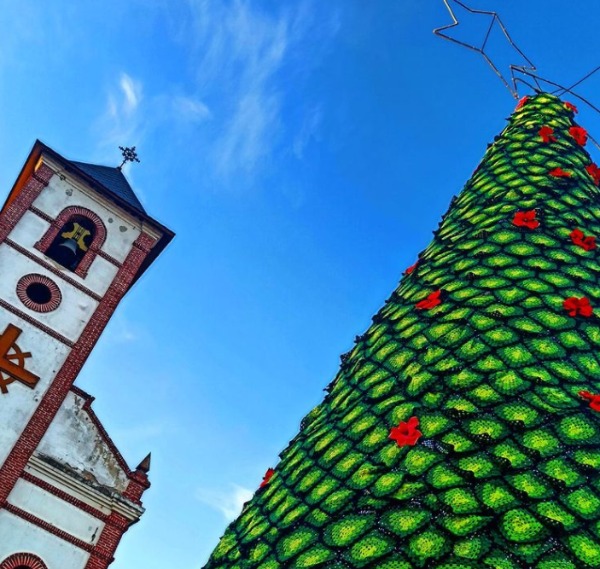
[0,141,173,569]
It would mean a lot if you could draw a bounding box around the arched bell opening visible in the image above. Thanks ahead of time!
[45,215,96,271]
[35,205,108,278]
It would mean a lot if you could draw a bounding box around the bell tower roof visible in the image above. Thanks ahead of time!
[69,160,147,215]
[2,140,174,285]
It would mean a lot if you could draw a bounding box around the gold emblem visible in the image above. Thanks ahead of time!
[0,324,40,394]
[61,222,91,251]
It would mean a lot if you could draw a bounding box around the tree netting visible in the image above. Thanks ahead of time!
[203,93,600,568]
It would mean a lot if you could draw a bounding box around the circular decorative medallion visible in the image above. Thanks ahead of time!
[0,553,48,569]
[16,274,62,313]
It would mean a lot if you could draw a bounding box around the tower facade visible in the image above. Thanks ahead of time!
[0,141,173,569]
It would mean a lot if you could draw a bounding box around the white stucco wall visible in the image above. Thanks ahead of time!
[0,309,70,467]
[37,391,130,492]
[8,478,104,544]
[0,165,144,473]
[9,204,120,298]
[0,244,99,341]
[8,209,49,249]
[23,462,114,518]
[33,172,142,262]
[0,509,89,569]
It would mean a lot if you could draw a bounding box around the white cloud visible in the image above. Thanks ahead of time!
[196,483,253,521]
[293,104,322,159]
[106,94,118,120]
[185,0,314,178]
[120,73,142,114]
[94,72,144,154]
[102,313,142,345]
[172,95,212,122]
[114,319,138,343]
[89,2,341,184]
[216,92,280,174]
[95,74,211,160]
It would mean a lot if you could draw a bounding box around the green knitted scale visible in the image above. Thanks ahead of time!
[203,93,600,568]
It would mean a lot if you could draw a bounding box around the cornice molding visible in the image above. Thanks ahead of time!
[27,455,144,522]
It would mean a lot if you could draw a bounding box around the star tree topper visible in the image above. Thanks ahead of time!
[433,0,537,99]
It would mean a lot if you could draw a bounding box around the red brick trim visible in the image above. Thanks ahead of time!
[29,205,53,224]
[70,384,94,401]
[122,471,150,504]
[84,512,130,569]
[6,238,103,302]
[21,471,107,521]
[96,249,121,267]
[16,274,62,313]
[0,232,157,505]
[34,206,107,278]
[29,206,122,268]
[0,552,48,569]
[3,501,96,554]
[0,297,74,347]
[0,164,54,245]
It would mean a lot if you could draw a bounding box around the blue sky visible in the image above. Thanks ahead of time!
[3,1,600,567]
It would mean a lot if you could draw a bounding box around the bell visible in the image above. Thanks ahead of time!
[53,237,78,268]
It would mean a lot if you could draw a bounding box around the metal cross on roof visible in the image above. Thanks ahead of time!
[118,146,140,171]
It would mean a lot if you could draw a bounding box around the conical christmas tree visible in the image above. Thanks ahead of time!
[203,93,600,568]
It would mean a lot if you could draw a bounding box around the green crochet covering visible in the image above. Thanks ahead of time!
[203,93,600,568]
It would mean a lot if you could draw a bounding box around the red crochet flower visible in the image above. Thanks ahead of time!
[404,261,418,275]
[563,296,593,318]
[512,210,539,229]
[582,238,596,251]
[586,163,600,186]
[579,391,600,411]
[260,468,275,488]
[549,167,572,178]
[570,229,597,251]
[515,96,528,110]
[389,416,422,447]
[570,126,588,146]
[416,290,442,310]
[565,101,578,114]
[539,126,556,143]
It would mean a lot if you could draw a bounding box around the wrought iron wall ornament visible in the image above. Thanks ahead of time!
[0,324,40,394]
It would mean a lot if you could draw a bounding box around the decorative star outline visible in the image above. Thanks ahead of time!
[433,0,537,99]
[434,0,600,150]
